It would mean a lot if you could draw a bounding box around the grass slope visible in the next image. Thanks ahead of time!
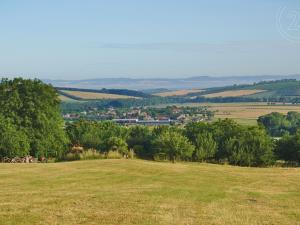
[0,159,299,225]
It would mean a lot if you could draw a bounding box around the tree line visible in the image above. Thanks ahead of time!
[65,119,279,166]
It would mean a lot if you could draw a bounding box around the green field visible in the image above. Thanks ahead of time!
[1,159,299,225]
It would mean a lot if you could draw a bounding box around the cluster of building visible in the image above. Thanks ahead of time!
[63,106,212,125]
[112,118,173,126]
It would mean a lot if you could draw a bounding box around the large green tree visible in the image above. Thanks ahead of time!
[193,132,217,162]
[276,131,300,164]
[154,129,194,163]
[0,115,30,158]
[225,127,274,167]
[0,78,68,158]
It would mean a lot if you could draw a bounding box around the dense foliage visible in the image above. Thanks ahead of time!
[64,119,292,166]
[258,112,300,137]
[0,78,69,158]
[275,131,300,164]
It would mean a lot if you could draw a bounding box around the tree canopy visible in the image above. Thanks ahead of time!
[0,78,68,158]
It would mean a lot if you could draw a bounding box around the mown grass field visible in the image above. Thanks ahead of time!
[0,159,299,225]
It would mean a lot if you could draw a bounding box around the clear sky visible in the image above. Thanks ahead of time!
[0,0,300,79]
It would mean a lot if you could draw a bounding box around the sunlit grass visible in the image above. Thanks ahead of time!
[0,159,299,225]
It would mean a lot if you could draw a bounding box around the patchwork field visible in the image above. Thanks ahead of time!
[203,89,265,98]
[0,159,299,225]
[160,102,300,125]
[206,103,300,124]
[61,90,139,100]
[154,89,203,97]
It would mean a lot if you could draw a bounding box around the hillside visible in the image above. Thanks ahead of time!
[198,79,300,99]
[153,89,203,97]
[57,87,151,101]
[0,159,299,225]
[45,75,300,90]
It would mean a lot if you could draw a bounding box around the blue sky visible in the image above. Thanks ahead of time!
[0,0,300,79]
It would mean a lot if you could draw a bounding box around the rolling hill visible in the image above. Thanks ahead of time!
[194,79,300,100]
[57,87,151,101]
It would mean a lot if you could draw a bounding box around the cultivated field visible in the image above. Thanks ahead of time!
[61,90,139,100]
[208,103,300,125]
[163,102,300,125]
[0,159,299,225]
[203,89,265,98]
[59,95,78,102]
[154,89,203,97]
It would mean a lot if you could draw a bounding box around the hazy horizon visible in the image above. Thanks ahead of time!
[1,0,300,79]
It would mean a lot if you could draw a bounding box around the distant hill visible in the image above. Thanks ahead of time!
[57,78,300,104]
[197,79,300,99]
[44,75,300,91]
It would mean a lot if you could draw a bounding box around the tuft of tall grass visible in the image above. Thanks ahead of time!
[80,149,103,160]
[106,150,122,159]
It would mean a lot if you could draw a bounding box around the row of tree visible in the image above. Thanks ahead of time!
[65,119,299,166]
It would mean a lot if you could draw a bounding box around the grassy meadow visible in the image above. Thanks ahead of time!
[0,159,299,225]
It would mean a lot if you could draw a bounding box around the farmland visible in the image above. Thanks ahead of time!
[0,159,299,225]
[158,102,300,125]
[206,103,300,124]
[61,90,140,100]
[203,89,265,98]
[59,94,78,102]
[154,89,203,97]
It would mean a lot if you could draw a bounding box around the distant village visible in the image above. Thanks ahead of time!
[63,105,215,125]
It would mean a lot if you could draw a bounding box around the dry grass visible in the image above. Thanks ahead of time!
[154,89,203,97]
[204,89,265,98]
[61,90,139,100]
[0,159,299,225]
